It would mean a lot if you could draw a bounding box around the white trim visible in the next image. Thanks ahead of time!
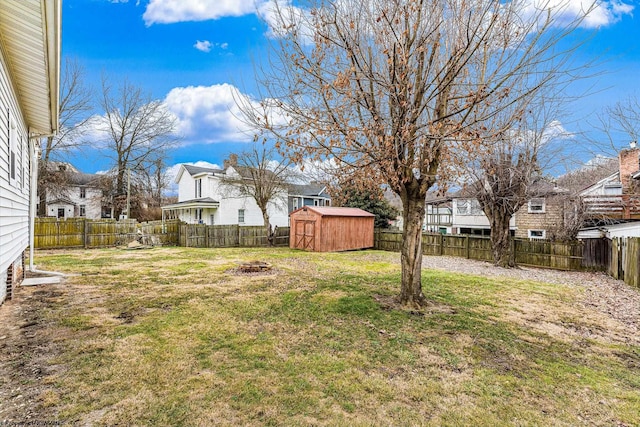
[528,229,546,239]
[528,198,545,213]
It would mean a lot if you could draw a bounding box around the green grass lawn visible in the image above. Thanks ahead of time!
[28,247,640,426]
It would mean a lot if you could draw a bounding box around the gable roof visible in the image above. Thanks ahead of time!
[69,172,102,186]
[183,164,224,176]
[289,183,328,198]
[579,172,620,196]
[175,164,224,183]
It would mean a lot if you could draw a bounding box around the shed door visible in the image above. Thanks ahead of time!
[295,220,315,250]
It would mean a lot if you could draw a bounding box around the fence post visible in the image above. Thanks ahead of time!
[439,234,444,256]
[509,237,516,266]
[465,235,470,259]
[84,219,88,248]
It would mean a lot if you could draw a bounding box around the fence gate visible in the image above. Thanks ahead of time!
[294,220,315,250]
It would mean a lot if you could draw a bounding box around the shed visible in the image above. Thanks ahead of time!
[289,206,375,252]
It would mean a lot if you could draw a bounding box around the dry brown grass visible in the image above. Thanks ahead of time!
[0,247,637,426]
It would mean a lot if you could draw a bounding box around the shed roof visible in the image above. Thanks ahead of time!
[291,206,374,217]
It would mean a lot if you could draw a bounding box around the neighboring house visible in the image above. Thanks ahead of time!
[424,181,569,239]
[43,163,107,219]
[0,1,61,304]
[161,163,289,227]
[580,145,640,221]
[513,181,571,239]
[288,183,331,212]
[425,189,517,236]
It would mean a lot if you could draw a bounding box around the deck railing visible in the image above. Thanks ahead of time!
[582,194,640,219]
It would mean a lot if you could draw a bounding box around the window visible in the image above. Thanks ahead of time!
[456,199,481,215]
[528,229,546,239]
[456,200,469,215]
[195,178,202,198]
[238,209,245,223]
[314,199,320,206]
[80,187,86,199]
[79,205,86,217]
[195,208,203,223]
[469,200,482,215]
[528,198,545,213]
[604,184,622,195]
[293,198,299,210]
[210,214,215,225]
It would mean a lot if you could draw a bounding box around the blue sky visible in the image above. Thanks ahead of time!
[62,0,640,176]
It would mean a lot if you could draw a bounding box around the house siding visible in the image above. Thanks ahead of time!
[514,196,566,239]
[170,165,289,227]
[45,185,103,219]
[0,42,30,303]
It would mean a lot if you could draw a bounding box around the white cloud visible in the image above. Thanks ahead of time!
[194,40,212,52]
[143,0,258,25]
[163,84,260,144]
[524,0,634,28]
[257,0,313,41]
[542,120,574,142]
[143,0,312,41]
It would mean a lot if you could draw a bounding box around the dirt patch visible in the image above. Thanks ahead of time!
[0,284,68,423]
[373,294,456,315]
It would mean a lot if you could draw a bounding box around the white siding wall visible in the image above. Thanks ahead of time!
[173,166,289,227]
[177,171,197,201]
[45,185,103,219]
[0,42,30,294]
[452,199,516,229]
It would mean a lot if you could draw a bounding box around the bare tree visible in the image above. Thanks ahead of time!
[602,95,640,147]
[239,0,591,306]
[456,101,575,266]
[97,77,178,218]
[220,144,298,244]
[38,58,94,215]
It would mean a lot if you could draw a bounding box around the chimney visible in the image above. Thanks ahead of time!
[619,146,640,192]
[224,154,238,169]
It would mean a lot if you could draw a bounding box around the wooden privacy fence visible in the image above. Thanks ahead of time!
[34,218,180,249]
[34,219,289,249]
[609,237,640,288]
[375,231,587,271]
[180,224,290,248]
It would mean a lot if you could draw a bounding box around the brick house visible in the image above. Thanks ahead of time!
[513,182,571,239]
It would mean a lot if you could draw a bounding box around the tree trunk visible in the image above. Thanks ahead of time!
[38,187,47,217]
[489,210,514,267]
[399,189,427,307]
[261,209,273,246]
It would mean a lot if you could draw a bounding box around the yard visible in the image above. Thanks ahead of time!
[1,247,639,426]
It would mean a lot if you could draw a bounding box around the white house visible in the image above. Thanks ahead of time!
[425,193,516,236]
[43,163,106,219]
[162,163,290,227]
[0,0,61,304]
